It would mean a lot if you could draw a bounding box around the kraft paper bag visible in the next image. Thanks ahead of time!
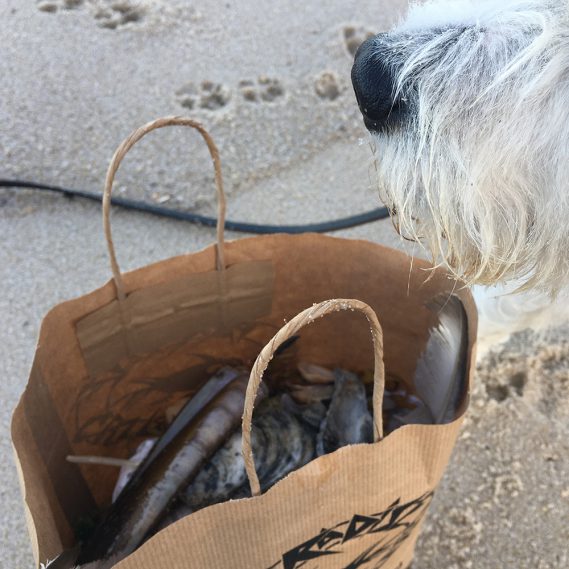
[11,117,477,569]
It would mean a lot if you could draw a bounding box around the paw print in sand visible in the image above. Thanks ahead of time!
[486,371,527,403]
[37,0,83,12]
[239,76,285,103]
[314,71,343,101]
[176,81,231,111]
[92,1,146,29]
[37,0,146,28]
[343,25,375,57]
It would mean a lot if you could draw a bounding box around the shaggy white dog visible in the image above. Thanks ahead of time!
[352,0,569,296]
[351,0,569,350]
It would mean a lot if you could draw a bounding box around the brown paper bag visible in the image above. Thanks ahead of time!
[11,117,477,569]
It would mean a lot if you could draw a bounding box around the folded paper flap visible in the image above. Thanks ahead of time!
[76,260,275,376]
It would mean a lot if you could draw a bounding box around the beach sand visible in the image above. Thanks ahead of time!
[1,1,567,567]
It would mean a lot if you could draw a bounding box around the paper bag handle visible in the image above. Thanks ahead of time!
[102,116,227,302]
[242,299,385,497]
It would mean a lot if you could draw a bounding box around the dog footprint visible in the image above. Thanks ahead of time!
[314,71,342,101]
[37,0,83,12]
[342,24,375,57]
[176,81,231,111]
[37,0,146,28]
[486,371,528,403]
[239,76,285,103]
[486,383,510,403]
[92,1,145,29]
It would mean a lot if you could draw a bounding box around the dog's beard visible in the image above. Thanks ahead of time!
[371,0,569,294]
[373,120,569,294]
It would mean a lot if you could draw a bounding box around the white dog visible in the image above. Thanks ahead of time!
[351,0,569,347]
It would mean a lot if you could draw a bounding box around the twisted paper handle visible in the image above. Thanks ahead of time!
[102,116,227,301]
[242,299,385,497]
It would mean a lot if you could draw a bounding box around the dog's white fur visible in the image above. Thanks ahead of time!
[370,0,569,294]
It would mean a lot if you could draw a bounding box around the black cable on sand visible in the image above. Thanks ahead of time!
[0,179,390,234]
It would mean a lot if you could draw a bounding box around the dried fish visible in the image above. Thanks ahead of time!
[75,367,260,569]
[281,393,327,429]
[178,395,315,512]
[152,501,194,534]
[64,329,460,569]
[316,369,373,456]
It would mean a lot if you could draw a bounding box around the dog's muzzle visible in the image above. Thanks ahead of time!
[351,35,406,132]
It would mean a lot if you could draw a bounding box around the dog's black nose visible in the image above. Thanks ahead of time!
[351,35,403,132]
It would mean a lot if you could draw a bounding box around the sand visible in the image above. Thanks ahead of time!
[1,1,567,567]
